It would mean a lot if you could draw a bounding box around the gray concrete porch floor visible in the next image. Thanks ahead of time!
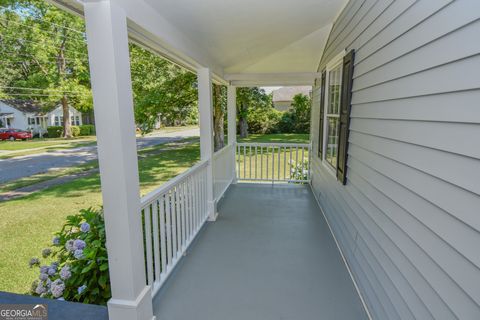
[153,183,367,320]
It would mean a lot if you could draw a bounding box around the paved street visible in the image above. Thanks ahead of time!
[0,128,199,184]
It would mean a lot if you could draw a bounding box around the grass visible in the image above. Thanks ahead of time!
[0,140,200,294]
[145,125,198,135]
[0,161,99,193]
[0,137,97,151]
[238,133,309,144]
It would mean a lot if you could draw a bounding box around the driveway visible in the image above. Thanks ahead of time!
[0,128,199,184]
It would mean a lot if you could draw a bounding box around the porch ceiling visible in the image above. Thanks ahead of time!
[50,0,347,86]
[146,0,344,74]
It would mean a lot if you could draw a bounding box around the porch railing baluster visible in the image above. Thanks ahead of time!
[235,142,310,183]
[140,160,210,295]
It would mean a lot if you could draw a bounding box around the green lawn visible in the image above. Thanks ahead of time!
[238,133,309,144]
[0,161,99,194]
[0,137,96,151]
[0,141,200,294]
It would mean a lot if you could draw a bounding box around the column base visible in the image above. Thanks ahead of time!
[107,285,155,320]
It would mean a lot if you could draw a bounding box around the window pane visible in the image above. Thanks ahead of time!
[327,65,342,115]
[326,117,339,167]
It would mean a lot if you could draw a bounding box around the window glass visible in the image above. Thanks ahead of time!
[325,63,342,168]
[54,116,64,126]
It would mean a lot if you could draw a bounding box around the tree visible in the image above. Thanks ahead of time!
[212,84,226,151]
[0,0,92,138]
[0,1,199,137]
[129,44,198,133]
[236,87,271,138]
[290,93,311,133]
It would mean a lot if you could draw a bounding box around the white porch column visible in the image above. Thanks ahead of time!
[84,2,154,320]
[227,85,237,183]
[197,68,217,221]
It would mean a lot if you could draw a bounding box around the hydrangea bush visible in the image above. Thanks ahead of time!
[290,160,309,182]
[29,208,111,305]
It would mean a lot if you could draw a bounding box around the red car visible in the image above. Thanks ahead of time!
[0,128,33,141]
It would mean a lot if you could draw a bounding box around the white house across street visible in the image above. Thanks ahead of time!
[0,99,83,135]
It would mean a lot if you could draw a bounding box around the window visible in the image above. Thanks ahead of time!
[54,116,63,126]
[71,115,80,126]
[323,54,343,170]
[28,117,35,125]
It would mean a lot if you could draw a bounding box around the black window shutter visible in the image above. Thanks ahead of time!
[317,70,326,158]
[337,49,355,185]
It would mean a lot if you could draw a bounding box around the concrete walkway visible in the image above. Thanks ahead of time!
[0,128,199,184]
[154,183,367,320]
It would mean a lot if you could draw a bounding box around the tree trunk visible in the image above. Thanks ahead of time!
[213,84,224,151]
[239,101,248,138]
[61,95,72,138]
[239,117,248,138]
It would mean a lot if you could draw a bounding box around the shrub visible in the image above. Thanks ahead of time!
[29,208,111,305]
[71,126,80,137]
[290,160,309,182]
[247,107,282,134]
[278,112,295,133]
[46,126,63,138]
[79,125,95,136]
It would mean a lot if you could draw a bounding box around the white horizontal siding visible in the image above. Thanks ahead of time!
[311,0,480,319]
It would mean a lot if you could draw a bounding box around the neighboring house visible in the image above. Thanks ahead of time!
[0,99,82,135]
[23,1,480,320]
[272,86,311,111]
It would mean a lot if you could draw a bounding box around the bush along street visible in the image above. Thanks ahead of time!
[29,207,111,305]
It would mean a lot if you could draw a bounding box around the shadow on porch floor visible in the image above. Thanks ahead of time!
[153,183,367,320]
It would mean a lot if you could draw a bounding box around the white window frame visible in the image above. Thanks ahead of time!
[322,50,346,175]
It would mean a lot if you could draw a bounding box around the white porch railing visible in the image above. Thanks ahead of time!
[140,159,209,296]
[236,142,311,183]
[213,143,236,201]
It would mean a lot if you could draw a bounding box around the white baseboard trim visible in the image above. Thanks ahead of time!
[309,182,373,320]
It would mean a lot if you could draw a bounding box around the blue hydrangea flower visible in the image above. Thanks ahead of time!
[50,279,65,298]
[78,284,87,295]
[52,237,60,245]
[47,267,56,276]
[41,248,52,258]
[65,240,75,252]
[74,249,84,260]
[73,239,86,251]
[39,266,49,274]
[60,266,71,280]
[35,283,46,295]
[80,222,90,233]
[29,258,40,268]
[39,273,49,281]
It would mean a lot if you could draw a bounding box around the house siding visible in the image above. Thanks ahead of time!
[310,0,480,319]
